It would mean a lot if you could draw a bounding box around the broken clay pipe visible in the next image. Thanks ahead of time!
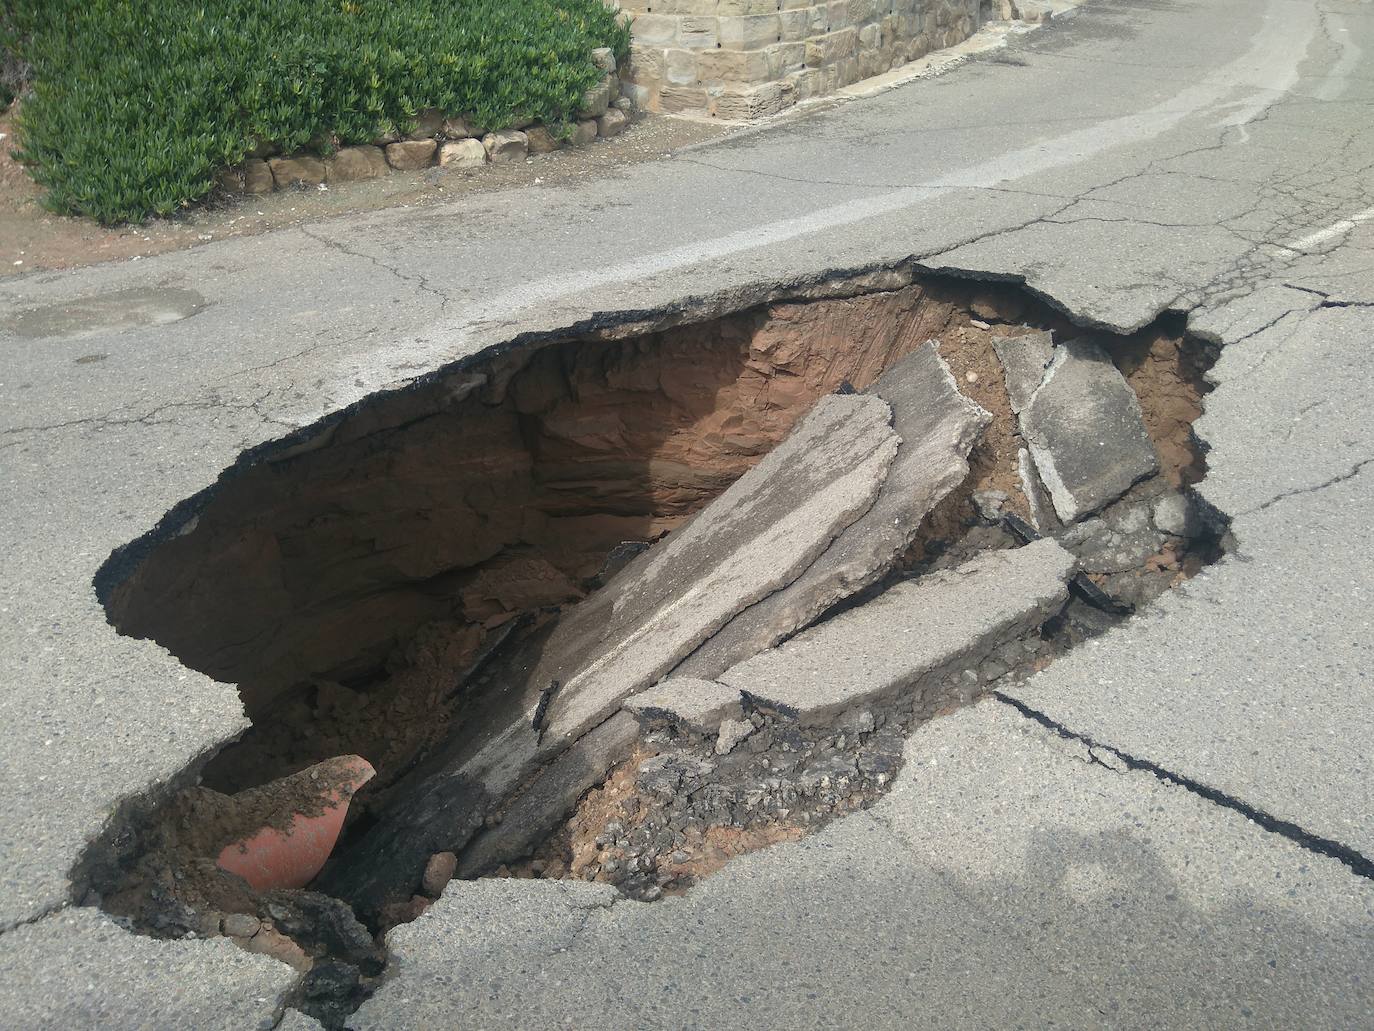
[216,755,376,892]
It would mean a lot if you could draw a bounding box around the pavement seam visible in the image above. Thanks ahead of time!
[993,692,1374,882]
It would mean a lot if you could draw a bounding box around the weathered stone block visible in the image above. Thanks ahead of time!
[242,159,274,194]
[591,46,618,73]
[578,76,614,119]
[659,85,710,112]
[482,130,528,163]
[407,108,444,140]
[679,16,719,48]
[700,47,771,82]
[570,120,600,145]
[438,138,486,169]
[780,8,812,40]
[664,48,700,85]
[717,14,782,49]
[268,155,326,187]
[715,81,789,119]
[596,108,630,138]
[384,140,437,170]
[442,117,474,139]
[717,0,779,14]
[326,146,389,182]
[633,13,679,44]
[525,126,563,154]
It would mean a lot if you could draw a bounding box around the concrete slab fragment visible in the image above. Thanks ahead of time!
[720,539,1075,721]
[541,393,900,746]
[1019,338,1159,523]
[457,713,639,877]
[624,677,744,733]
[0,907,297,1030]
[353,703,1374,1031]
[676,343,990,678]
[993,330,1055,413]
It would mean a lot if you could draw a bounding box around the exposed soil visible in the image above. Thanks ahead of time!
[0,104,727,277]
[85,267,1220,1027]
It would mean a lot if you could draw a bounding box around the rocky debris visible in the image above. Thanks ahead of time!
[624,677,744,735]
[539,392,900,748]
[993,330,1054,413]
[971,489,1009,524]
[293,960,370,1029]
[258,889,382,974]
[1017,446,1061,533]
[456,713,640,879]
[714,718,755,755]
[720,540,1076,723]
[420,852,457,897]
[1017,338,1159,523]
[221,913,260,938]
[677,343,990,679]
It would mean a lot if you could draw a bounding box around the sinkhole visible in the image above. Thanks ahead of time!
[83,267,1223,1027]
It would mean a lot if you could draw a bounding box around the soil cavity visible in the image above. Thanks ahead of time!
[89,270,1217,1028]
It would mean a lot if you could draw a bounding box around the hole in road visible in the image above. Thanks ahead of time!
[83,268,1222,1027]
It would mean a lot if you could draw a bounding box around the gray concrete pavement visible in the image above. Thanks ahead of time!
[354,704,1374,1030]
[2,0,1372,1024]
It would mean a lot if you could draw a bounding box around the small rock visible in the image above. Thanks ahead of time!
[525,126,563,154]
[421,852,457,897]
[385,140,437,170]
[570,120,599,146]
[442,117,474,139]
[715,718,755,755]
[591,46,618,74]
[326,145,389,182]
[596,109,629,139]
[268,155,325,188]
[482,130,529,163]
[239,927,312,973]
[970,489,1009,524]
[221,913,261,939]
[407,108,444,139]
[439,138,486,169]
[1152,492,1196,537]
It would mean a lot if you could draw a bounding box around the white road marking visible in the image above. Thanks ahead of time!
[1281,204,1374,255]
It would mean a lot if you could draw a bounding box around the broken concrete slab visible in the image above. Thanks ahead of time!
[720,539,1075,722]
[1017,446,1061,533]
[675,343,990,679]
[0,907,298,1030]
[539,392,901,748]
[1019,338,1158,523]
[624,677,744,734]
[993,330,1055,413]
[456,713,639,877]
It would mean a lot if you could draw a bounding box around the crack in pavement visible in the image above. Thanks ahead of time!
[299,226,452,312]
[993,692,1374,881]
[1244,455,1374,514]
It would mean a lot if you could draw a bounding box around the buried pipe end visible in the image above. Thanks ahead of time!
[215,755,376,892]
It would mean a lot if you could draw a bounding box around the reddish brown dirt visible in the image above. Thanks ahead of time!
[1109,328,1212,486]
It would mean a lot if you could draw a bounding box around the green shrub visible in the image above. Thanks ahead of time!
[10,0,630,224]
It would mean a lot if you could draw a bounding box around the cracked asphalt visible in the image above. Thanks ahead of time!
[1,0,1372,1026]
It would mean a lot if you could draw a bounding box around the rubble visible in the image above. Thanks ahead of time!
[623,678,744,735]
[675,343,990,678]
[720,540,1076,723]
[1016,338,1160,523]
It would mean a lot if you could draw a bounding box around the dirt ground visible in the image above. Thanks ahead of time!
[0,103,728,278]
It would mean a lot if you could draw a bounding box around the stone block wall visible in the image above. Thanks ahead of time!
[618,0,982,118]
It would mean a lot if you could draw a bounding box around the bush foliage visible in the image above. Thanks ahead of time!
[9,0,629,224]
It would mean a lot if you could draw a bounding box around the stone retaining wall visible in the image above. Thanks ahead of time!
[217,53,631,196]
[619,0,983,118]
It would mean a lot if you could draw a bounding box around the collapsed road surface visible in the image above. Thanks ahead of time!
[2,0,1373,1027]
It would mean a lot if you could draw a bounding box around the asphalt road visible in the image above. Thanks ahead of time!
[2,0,1372,1026]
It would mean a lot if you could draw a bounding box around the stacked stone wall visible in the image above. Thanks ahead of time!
[619,0,982,118]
